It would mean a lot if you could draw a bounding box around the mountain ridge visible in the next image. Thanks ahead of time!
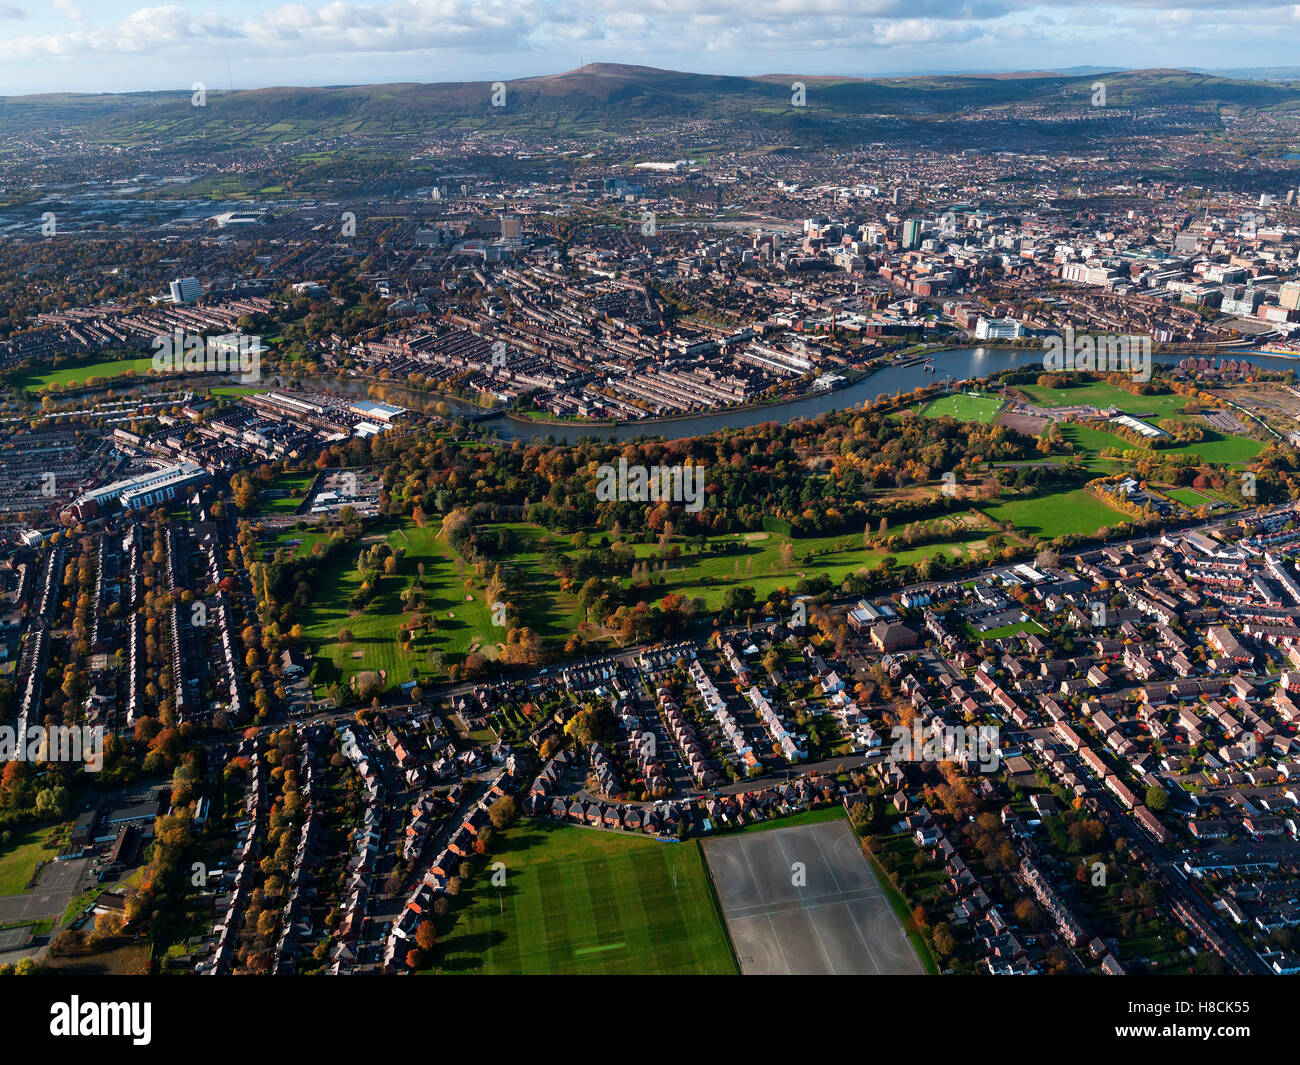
[2,63,1297,145]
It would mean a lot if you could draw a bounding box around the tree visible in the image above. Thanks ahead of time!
[35,785,70,818]
[723,585,756,615]
[932,923,957,958]
[415,920,438,952]
[230,472,256,511]
[488,795,517,830]
[1145,784,1169,813]
[564,710,599,747]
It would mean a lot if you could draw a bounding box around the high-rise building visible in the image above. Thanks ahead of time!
[1279,281,1300,312]
[975,317,1024,340]
[901,219,922,250]
[1222,285,1264,317]
[169,277,201,304]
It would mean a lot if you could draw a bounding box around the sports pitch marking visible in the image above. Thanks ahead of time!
[573,942,625,956]
[703,819,927,976]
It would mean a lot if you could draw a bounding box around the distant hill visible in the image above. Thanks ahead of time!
[2,63,1298,146]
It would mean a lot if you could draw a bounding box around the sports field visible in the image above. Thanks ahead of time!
[1017,380,1191,419]
[1165,486,1232,508]
[704,818,925,975]
[429,821,736,975]
[255,472,315,515]
[0,824,61,896]
[922,392,1004,423]
[14,354,158,393]
[979,488,1129,540]
[1059,422,1264,465]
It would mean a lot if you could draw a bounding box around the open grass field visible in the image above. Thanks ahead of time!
[0,823,62,896]
[921,392,1005,423]
[980,619,1048,639]
[1017,380,1193,420]
[271,527,335,559]
[598,519,995,611]
[13,354,157,393]
[492,523,592,645]
[210,386,264,398]
[293,476,1146,681]
[255,472,316,515]
[44,940,152,975]
[298,518,589,691]
[1059,421,1265,466]
[1160,430,1265,465]
[1165,486,1234,508]
[299,518,496,693]
[980,488,1129,540]
[428,821,736,975]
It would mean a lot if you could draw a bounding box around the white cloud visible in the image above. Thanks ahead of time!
[0,0,1297,83]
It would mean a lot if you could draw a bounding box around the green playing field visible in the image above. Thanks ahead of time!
[921,393,1005,423]
[427,820,736,975]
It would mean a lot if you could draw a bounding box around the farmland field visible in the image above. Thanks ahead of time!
[921,392,1005,423]
[428,821,736,975]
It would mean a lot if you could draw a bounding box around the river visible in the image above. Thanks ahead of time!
[290,345,1298,443]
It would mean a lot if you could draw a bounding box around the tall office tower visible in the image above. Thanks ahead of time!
[169,277,201,305]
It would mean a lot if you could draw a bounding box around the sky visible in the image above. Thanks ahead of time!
[0,0,1298,96]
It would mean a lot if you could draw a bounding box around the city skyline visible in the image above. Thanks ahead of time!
[1,0,1299,1021]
